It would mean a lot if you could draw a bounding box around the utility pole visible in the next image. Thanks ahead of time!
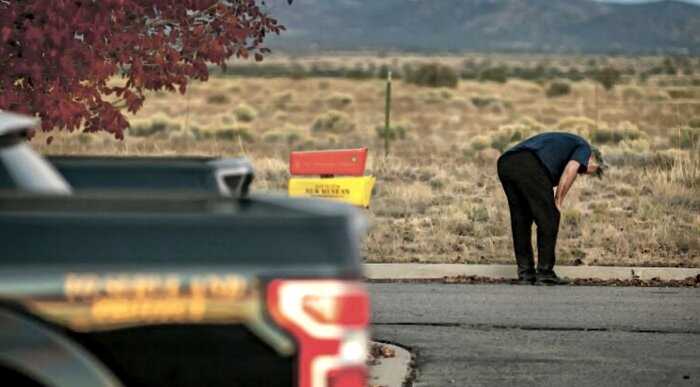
[594,82,599,132]
[384,70,392,157]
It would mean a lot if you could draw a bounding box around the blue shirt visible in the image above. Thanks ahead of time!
[502,132,591,186]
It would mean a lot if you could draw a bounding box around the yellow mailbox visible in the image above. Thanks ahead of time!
[288,176,375,207]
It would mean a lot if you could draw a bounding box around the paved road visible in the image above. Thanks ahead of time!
[368,283,700,387]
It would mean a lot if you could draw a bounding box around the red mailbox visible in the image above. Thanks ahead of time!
[289,148,368,177]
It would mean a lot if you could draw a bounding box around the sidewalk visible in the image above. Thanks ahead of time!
[364,263,700,281]
[368,342,413,387]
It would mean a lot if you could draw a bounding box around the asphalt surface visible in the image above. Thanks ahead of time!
[369,283,700,387]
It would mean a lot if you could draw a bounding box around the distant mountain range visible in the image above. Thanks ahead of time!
[264,0,700,54]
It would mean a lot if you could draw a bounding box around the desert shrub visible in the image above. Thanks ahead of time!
[294,139,319,151]
[326,93,354,109]
[556,116,596,133]
[519,116,548,133]
[603,147,679,169]
[469,135,490,151]
[218,114,235,125]
[207,94,230,104]
[262,130,284,143]
[489,131,515,153]
[428,176,446,190]
[460,67,479,80]
[670,126,700,149]
[273,91,294,109]
[311,110,355,134]
[619,138,651,153]
[475,148,501,164]
[507,79,542,94]
[546,81,571,98]
[128,113,180,137]
[233,103,257,122]
[467,205,490,223]
[590,128,621,144]
[286,132,302,144]
[667,89,697,99]
[471,96,499,109]
[376,125,408,156]
[488,122,543,152]
[688,117,700,129]
[76,133,92,144]
[461,147,476,160]
[216,127,254,142]
[377,64,394,79]
[253,157,290,191]
[317,134,341,148]
[263,125,306,145]
[590,122,644,144]
[404,63,459,88]
[509,64,546,81]
[263,130,291,144]
[289,62,307,79]
[592,66,622,90]
[479,66,508,83]
[419,89,454,104]
[165,130,197,149]
[562,208,582,228]
[192,125,253,142]
[647,90,671,101]
[343,63,375,80]
[621,86,645,100]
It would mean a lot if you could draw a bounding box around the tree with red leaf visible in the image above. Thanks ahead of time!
[0,0,289,141]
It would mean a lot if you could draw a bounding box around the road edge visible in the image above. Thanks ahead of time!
[364,263,700,281]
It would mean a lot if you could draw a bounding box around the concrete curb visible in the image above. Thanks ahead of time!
[364,263,700,281]
[368,341,413,387]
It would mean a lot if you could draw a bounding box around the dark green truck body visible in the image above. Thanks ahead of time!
[0,192,365,387]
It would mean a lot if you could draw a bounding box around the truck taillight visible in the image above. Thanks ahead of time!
[267,280,370,387]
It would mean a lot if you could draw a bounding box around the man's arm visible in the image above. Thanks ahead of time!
[554,160,580,211]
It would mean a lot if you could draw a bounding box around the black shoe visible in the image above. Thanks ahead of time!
[535,271,570,286]
[516,277,536,285]
[516,272,536,285]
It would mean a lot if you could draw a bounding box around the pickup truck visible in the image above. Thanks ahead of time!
[0,111,370,387]
[0,154,254,197]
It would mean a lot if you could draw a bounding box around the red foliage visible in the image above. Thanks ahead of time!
[0,0,286,139]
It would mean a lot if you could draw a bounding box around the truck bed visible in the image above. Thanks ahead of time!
[0,155,254,196]
[0,192,364,275]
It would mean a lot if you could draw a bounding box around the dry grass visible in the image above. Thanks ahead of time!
[34,55,700,268]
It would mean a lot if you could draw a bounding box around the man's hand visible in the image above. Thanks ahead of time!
[554,160,580,212]
[586,154,608,179]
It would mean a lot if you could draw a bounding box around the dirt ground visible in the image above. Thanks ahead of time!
[34,55,700,267]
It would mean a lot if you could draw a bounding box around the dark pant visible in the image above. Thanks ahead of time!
[497,151,560,277]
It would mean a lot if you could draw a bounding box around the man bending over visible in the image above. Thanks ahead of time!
[497,132,604,285]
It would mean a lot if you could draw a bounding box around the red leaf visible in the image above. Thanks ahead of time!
[1,26,11,43]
